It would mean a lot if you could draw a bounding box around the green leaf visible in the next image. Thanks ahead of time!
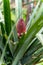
[21,38,42,65]
[26,0,41,30]
[0,22,5,35]
[3,0,11,35]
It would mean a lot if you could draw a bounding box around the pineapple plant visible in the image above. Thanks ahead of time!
[0,0,43,65]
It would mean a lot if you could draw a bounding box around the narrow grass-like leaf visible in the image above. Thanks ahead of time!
[0,22,5,35]
[33,47,43,57]
[15,0,22,18]
[26,0,41,31]
[21,39,42,64]
[3,0,11,35]
[28,55,43,65]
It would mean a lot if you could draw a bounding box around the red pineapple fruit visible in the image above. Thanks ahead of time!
[16,18,26,37]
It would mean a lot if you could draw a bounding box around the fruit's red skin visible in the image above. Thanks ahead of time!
[16,19,26,37]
